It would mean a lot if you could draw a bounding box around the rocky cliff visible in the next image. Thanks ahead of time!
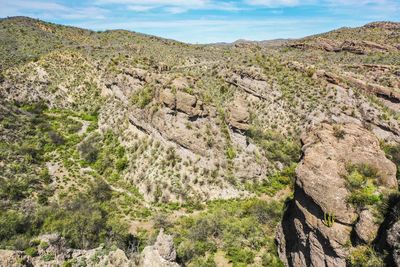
[277,122,399,266]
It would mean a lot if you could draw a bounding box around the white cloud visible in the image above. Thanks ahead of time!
[164,7,187,14]
[95,0,242,13]
[127,5,155,12]
[95,0,209,7]
[0,0,109,20]
[245,0,301,6]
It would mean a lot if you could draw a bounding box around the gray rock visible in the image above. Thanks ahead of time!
[388,220,400,266]
[141,229,180,267]
[355,210,379,243]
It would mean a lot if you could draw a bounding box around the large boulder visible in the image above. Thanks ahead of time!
[226,97,250,131]
[277,122,398,267]
[159,89,207,117]
[141,229,180,267]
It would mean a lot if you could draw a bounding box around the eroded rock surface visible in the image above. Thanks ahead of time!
[226,97,250,131]
[141,229,180,267]
[277,122,398,267]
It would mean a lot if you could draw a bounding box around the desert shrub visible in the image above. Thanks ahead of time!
[248,129,300,166]
[261,242,284,267]
[225,146,236,160]
[0,177,30,200]
[48,131,65,145]
[0,210,27,241]
[333,125,345,139]
[249,164,296,196]
[344,164,382,209]
[78,134,100,163]
[347,245,384,267]
[116,157,128,171]
[24,246,39,257]
[42,253,55,262]
[42,197,106,249]
[131,86,154,108]
[226,246,254,265]
[88,179,112,202]
[382,143,400,181]
[188,255,216,267]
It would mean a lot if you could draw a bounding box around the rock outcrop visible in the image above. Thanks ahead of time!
[290,38,399,54]
[0,250,31,267]
[0,231,181,267]
[141,229,180,267]
[277,122,398,267]
[159,89,207,117]
[387,220,400,266]
[226,97,250,131]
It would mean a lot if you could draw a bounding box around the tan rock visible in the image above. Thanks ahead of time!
[277,122,398,267]
[227,97,250,131]
[171,77,191,91]
[355,210,379,243]
[0,250,31,267]
[141,229,180,267]
[159,89,207,117]
[176,90,197,115]
[159,89,175,109]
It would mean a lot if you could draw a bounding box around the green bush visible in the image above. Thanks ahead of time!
[382,143,400,181]
[78,135,100,163]
[248,129,300,166]
[344,164,382,209]
[116,157,128,172]
[347,245,384,267]
[88,179,112,202]
[42,253,55,262]
[0,210,26,241]
[225,146,236,160]
[24,246,39,257]
[131,86,154,108]
[226,246,255,265]
[171,199,284,266]
[188,255,216,267]
[249,164,296,196]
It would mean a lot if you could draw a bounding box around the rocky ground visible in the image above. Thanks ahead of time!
[0,17,399,266]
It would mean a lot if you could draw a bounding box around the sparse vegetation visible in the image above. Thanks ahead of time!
[347,245,385,267]
[344,164,382,209]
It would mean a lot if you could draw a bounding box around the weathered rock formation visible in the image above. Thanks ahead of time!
[141,229,180,267]
[0,230,181,267]
[290,38,399,54]
[226,97,250,131]
[159,89,207,118]
[277,122,398,267]
[387,220,400,266]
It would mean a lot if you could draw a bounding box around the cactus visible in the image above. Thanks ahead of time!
[323,212,335,227]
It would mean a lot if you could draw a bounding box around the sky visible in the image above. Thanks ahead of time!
[1,0,399,43]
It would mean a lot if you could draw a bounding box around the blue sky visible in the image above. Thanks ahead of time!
[1,0,399,43]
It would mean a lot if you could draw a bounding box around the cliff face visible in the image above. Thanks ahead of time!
[277,123,399,267]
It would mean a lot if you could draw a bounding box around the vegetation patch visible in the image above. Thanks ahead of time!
[344,164,382,209]
[169,198,285,267]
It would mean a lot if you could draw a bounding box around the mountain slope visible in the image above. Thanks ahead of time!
[0,17,399,266]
